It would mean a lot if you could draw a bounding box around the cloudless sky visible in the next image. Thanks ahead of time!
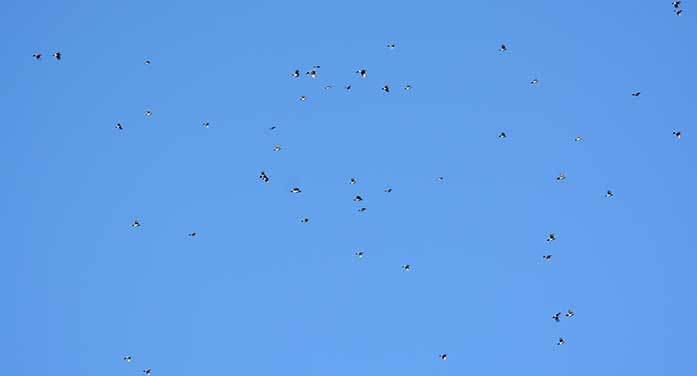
[2,0,696,375]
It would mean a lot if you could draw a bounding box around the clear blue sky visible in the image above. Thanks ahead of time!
[2,1,696,375]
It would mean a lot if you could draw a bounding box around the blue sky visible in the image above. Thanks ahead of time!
[2,0,696,375]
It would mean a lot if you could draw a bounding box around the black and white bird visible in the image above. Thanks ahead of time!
[357,207,367,213]
[353,195,363,202]
[384,188,393,193]
[543,255,552,261]
[404,85,412,90]
[203,122,210,128]
[557,338,566,346]
[188,232,197,237]
[143,369,151,376]
[499,132,507,139]
[350,178,357,185]
[574,136,583,142]
[144,60,151,65]
[381,85,390,93]
[402,264,411,271]
[556,173,566,181]
[675,9,684,15]
[553,312,561,322]
[632,92,641,97]
[440,353,448,360]
[269,126,276,130]
[132,219,141,228]
[387,43,396,49]
[53,52,61,60]
[32,53,42,60]
[565,309,574,318]
[145,109,152,117]
[530,78,540,84]
[300,95,307,101]
[673,131,682,139]
[437,176,445,182]
[312,65,321,69]
[293,69,300,77]
[324,85,332,90]
[259,171,269,183]
[606,190,614,198]
[306,70,317,78]
[291,187,302,193]
[547,233,556,242]
[301,217,310,223]
[345,85,352,91]
[123,356,132,363]
[673,1,682,8]
[356,69,367,78]
[273,144,282,152]
[116,123,123,130]
[355,251,364,258]
[499,44,508,52]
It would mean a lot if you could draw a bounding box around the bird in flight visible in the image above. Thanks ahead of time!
[132,219,141,228]
[632,92,641,96]
[543,255,552,261]
[353,195,363,202]
[324,85,332,90]
[547,233,556,242]
[273,144,282,152]
[556,173,566,181]
[350,178,357,185]
[123,356,132,363]
[404,85,412,90]
[32,53,41,60]
[574,136,583,142]
[675,9,684,15]
[143,369,151,376]
[437,176,445,182]
[673,131,682,139]
[440,353,448,360]
[356,69,367,78]
[499,132,507,139]
[188,232,197,237]
[300,96,307,101]
[116,123,123,130]
[384,188,393,193]
[382,85,390,93]
[357,207,367,213]
[144,60,151,65]
[557,338,566,346]
[565,309,574,318]
[387,43,396,49]
[269,126,276,130]
[53,52,61,60]
[301,217,310,223]
[499,44,508,52]
[673,1,682,8]
[355,251,364,258]
[345,85,352,91]
[530,78,540,84]
[402,264,411,271]
[606,190,614,198]
[145,109,152,117]
[306,70,317,78]
[291,187,302,193]
[292,69,300,77]
[552,312,561,322]
[203,122,210,128]
[259,171,269,183]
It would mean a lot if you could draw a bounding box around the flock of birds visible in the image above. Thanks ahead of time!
[32,3,687,373]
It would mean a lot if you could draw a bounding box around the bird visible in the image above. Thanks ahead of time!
[402,264,411,271]
[53,52,61,60]
[116,123,123,130]
[291,187,302,193]
[273,144,282,152]
[269,126,276,130]
[356,69,367,78]
[574,136,583,142]
[552,312,561,322]
[292,69,300,77]
[144,60,151,65]
[530,78,540,84]
[387,43,396,49]
[350,178,357,185]
[606,190,614,198]
[312,65,321,69]
[499,132,507,139]
[306,70,317,78]
[673,1,682,8]
[384,188,393,193]
[557,338,566,346]
[404,85,412,90]
[354,195,363,202]
[143,369,151,376]
[324,85,332,90]
[440,353,448,360]
[123,356,132,363]
[565,309,574,318]
[345,85,352,91]
[675,9,683,15]
[355,251,364,258]
[259,171,269,183]
[145,109,152,117]
[437,176,445,182]
[556,173,566,181]
[499,44,508,52]
[203,122,210,128]
[188,232,197,237]
[301,217,310,223]
[300,95,307,101]
[132,219,141,228]
[32,53,42,60]
[543,255,552,261]
[547,233,556,242]
[382,85,390,93]
[357,207,367,212]
[673,131,682,139]
[632,92,641,96]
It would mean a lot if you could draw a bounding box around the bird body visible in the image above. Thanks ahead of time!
[132,220,141,228]
[499,44,507,51]
[382,85,390,93]
[53,52,61,60]
[547,233,556,241]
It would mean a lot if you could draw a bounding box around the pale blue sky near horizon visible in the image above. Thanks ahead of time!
[2,1,696,375]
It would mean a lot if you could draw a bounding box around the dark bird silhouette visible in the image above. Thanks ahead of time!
[499,44,508,52]
[188,232,197,237]
[203,122,210,128]
[382,85,390,93]
[530,78,540,84]
[499,132,507,139]
[116,123,123,130]
[543,255,552,261]
[675,9,683,15]
[345,85,352,91]
[384,188,393,193]
[273,144,282,152]
[356,69,367,78]
[300,95,307,101]
[123,356,132,363]
[259,171,269,183]
[357,207,367,212]
[404,85,412,90]
[402,264,411,271]
[387,43,396,49]
[606,190,614,198]
[553,312,561,322]
[437,176,445,182]
[565,309,574,318]
[32,53,41,60]
[575,136,583,142]
[632,92,641,96]
[673,131,682,139]
[440,353,448,360]
[547,233,556,242]
[306,70,317,78]
[673,1,682,8]
[269,126,276,130]
[291,187,302,193]
[557,338,566,346]
[144,60,151,65]
[355,251,364,258]
[145,109,152,117]
[293,69,300,77]
[301,217,310,223]
[556,173,566,181]
[324,85,332,90]
[53,52,61,60]
[350,178,357,185]
[143,369,151,376]
[354,195,363,202]
[132,219,141,228]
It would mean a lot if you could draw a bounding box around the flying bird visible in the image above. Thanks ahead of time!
[32,53,41,60]
[306,70,317,78]
[556,173,566,181]
[259,171,269,183]
[301,217,310,223]
[291,187,302,193]
[547,233,556,242]
[312,65,321,69]
[404,85,412,90]
[300,95,307,101]
[437,176,445,182]
[143,369,151,376]
[557,338,566,346]
[673,1,682,8]
[543,255,552,261]
[387,43,396,49]
[384,188,393,193]
[203,122,210,128]
[356,69,367,78]
[355,251,364,258]
[350,178,357,185]
[673,131,682,139]
[530,78,540,84]
[353,195,363,202]
[145,110,152,117]
[273,144,282,152]
[188,232,197,237]
[499,132,507,139]
[293,69,300,77]
[553,312,561,322]
[499,44,508,52]
[269,126,276,130]
[382,85,390,93]
[606,190,614,198]
[632,92,641,96]
[116,123,123,130]
[575,136,583,142]
[324,85,332,90]
[440,353,448,360]
[345,85,352,91]
[402,264,411,271]
[357,207,367,212]
[53,52,61,60]
[565,309,574,318]
[144,60,151,65]
[675,9,683,15]
[123,356,132,363]
[132,219,141,228]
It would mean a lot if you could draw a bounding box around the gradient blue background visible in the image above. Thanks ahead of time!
[2,1,696,375]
